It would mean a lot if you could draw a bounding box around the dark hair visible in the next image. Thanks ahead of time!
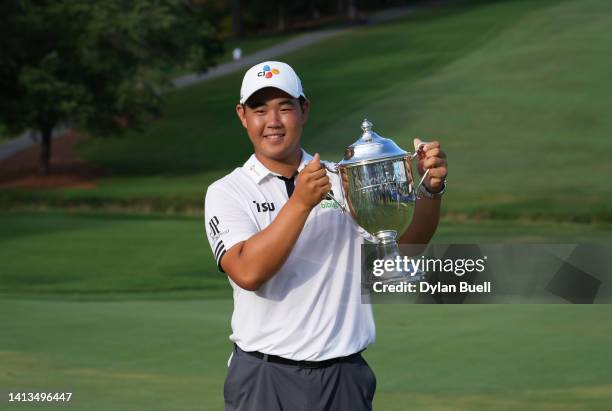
[243,95,307,112]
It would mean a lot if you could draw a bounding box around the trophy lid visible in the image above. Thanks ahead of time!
[338,119,407,166]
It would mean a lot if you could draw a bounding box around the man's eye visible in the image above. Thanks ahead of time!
[254,110,265,114]
[281,107,293,112]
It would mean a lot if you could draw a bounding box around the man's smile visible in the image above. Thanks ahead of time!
[263,133,285,143]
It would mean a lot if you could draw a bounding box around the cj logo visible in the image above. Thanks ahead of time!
[257,64,280,79]
[253,201,275,212]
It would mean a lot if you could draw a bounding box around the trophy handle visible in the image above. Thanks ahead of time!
[321,161,348,213]
[408,141,430,199]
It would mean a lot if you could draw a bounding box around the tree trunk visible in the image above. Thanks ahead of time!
[347,0,357,21]
[231,0,243,38]
[278,3,286,32]
[40,126,53,176]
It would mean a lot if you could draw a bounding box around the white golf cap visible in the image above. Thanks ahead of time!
[239,61,306,104]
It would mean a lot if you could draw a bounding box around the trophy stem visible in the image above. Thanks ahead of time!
[375,230,426,284]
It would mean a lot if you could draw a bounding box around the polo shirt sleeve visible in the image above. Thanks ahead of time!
[204,183,259,272]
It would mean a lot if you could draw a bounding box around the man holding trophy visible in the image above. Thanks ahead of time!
[204,61,448,411]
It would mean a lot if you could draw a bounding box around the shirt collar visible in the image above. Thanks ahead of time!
[243,149,313,184]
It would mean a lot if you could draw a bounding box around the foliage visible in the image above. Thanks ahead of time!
[0,0,223,170]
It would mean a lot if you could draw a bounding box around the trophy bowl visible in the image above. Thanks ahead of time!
[324,119,427,283]
[340,155,416,242]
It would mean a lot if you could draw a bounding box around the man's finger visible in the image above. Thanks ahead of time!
[319,184,332,200]
[423,157,445,169]
[428,167,448,179]
[423,141,440,152]
[424,148,440,158]
[413,138,422,152]
[313,174,330,186]
[427,177,445,187]
[424,148,447,159]
[305,153,322,171]
[308,167,327,179]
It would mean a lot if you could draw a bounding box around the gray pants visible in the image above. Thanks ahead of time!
[225,345,376,411]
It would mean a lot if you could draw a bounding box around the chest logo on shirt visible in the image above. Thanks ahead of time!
[253,201,275,212]
[320,200,340,210]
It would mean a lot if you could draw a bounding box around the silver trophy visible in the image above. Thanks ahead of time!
[323,119,429,283]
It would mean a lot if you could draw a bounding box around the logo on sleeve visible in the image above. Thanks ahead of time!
[208,216,228,240]
[209,216,220,236]
[253,201,275,212]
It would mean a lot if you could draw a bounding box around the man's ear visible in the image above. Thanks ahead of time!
[301,99,310,124]
[236,104,248,129]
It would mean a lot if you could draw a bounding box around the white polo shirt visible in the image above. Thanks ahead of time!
[204,150,375,361]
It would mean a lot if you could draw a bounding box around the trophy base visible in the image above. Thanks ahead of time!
[375,230,427,285]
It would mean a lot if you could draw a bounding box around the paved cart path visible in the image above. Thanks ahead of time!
[173,5,416,89]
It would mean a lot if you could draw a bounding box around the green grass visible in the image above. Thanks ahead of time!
[1,211,611,296]
[3,0,611,223]
[2,299,612,410]
[0,211,225,295]
[369,304,612,411]
[3,2,612,409]
[0,298,231,411]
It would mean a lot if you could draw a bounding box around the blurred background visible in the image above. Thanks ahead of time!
[1,0,611,410]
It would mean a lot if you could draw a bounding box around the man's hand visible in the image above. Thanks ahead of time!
[414,138,448,193]
[398,139,447,245]
[292,153,331,210]
[220,153,332,290]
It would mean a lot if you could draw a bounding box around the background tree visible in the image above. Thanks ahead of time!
[231,0,243,38]
[0,0,223,175]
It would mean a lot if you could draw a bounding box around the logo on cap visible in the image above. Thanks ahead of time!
[257,64,280,79]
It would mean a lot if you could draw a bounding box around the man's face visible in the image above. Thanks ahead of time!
[236,87,309,162]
